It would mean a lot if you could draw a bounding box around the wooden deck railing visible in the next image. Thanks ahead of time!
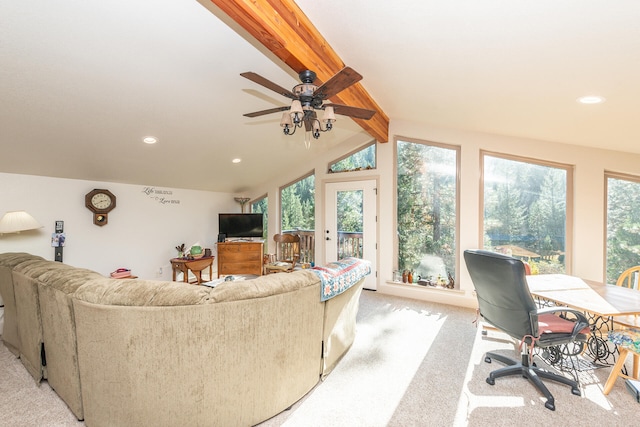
[282,229,363,264]
[283,229,315,264]
[337,231,363,259]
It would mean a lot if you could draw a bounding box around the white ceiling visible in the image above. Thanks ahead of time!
[2,1,639,193]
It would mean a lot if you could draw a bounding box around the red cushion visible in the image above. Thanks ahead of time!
[538,313,589,335]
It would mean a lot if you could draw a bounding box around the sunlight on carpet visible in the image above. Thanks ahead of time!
[454,323,625,426]
[281,305,447,427]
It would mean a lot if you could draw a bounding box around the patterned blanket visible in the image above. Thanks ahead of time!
[311,257,371,301]
[609,328,640,354]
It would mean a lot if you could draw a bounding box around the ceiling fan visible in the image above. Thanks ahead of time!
[240,67,376,141]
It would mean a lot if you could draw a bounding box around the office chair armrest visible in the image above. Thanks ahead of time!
[536,306,591,335]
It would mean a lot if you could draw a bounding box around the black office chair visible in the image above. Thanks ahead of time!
[464,249,591,410]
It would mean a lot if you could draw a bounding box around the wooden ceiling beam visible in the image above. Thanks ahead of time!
[207,0,389,142]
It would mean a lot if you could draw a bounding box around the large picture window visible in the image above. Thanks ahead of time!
[482,153,572,274]
[605,172,640,285]
[396,138,459,287]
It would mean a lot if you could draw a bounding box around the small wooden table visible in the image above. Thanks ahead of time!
[170,256,214,284]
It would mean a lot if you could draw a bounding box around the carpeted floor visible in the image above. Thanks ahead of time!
[1,290,637,426]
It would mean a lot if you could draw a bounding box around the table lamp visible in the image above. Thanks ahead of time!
[0,211,43,235]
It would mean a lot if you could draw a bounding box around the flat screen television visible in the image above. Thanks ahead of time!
[218,213,264,238]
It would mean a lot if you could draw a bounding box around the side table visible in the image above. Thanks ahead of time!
[171,256,214,284]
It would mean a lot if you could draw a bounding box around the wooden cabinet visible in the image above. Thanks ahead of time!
[217,241,263,277]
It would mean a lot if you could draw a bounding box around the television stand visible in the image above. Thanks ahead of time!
[217,241,264,277]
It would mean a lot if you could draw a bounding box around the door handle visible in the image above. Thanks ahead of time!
[326,237,331,241]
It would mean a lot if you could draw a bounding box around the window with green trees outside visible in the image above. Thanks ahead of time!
[606,172,640,284]
[483,153,571,274]
[329,142,376,173]
[397,139,458,287]
[280,173,315,231]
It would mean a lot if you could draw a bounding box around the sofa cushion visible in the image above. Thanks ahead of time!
[38,267,104,420]
[0,252,43,356]
[0,252,45,268]
[73,278,213,306]
[209,270,320,302]
[73,270,322,307]
[0,253,45,355]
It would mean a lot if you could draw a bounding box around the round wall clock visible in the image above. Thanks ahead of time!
[85,189,116,226]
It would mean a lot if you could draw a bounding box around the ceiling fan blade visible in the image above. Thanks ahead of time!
[325,104,376,120]
[240,72,297,100]
[314,67,363,100]
[243,106,290,118]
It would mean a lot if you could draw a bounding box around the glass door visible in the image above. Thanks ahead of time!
[325,180,377,290]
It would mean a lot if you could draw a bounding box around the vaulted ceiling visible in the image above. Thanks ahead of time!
[2,1,639,193]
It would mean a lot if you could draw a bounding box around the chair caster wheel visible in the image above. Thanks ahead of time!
[484,356,492,363]
[571,387,581,396]
[544,400,555,411]
[486,377,495,385]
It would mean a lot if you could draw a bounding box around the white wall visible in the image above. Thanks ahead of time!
[0,173,238,279]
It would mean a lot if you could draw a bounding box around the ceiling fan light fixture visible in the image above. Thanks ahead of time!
[289,100,303,124]
[322,106,335,131]
[280,111,294,135]
[312,120,321,139]
[280,111,293,127]
[322,106,336,123]
[241,67,375,146]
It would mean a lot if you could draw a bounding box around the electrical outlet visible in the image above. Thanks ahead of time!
[158,267,163,276]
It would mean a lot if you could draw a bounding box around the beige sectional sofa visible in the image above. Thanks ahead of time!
[0,252,369,427]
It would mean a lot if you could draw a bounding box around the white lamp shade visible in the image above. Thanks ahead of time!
[322,106,336,123]
[289,100,303,122]
[280,111,293,127]
[0,211,43,234]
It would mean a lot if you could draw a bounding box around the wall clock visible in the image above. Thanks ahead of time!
[85,189,116,226]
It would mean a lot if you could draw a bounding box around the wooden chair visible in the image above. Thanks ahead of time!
[616,266,640,290]
[613,267,640,379]
[264,234,300,274]
[603,328,640,395]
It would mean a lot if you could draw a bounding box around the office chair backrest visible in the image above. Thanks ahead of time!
[464,249,538,340]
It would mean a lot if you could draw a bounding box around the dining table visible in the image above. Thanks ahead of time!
[526,274,640,366]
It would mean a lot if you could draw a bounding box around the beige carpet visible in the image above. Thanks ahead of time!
[1,291,637,426]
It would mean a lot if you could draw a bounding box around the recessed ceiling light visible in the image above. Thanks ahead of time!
[232,158,242,163]
[143,136,158,144]
[577,96,605,104]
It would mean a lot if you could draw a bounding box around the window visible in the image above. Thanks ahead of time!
[482,153,572,274]
[329,142,376,173]
[251,195,268,244]
[280,173,315,263]
[396,138,459,287]
[605,172,640,284]
[280,173,315,231]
